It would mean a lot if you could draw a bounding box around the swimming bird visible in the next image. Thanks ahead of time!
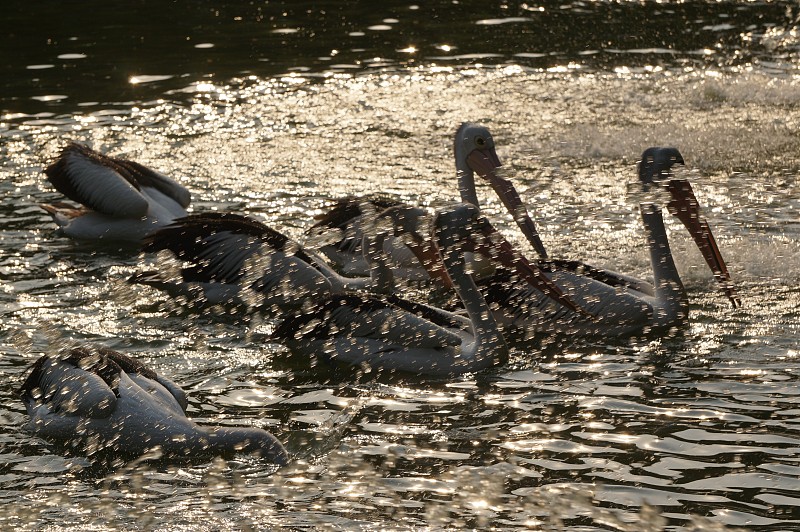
[20,345,288,463]
[459,140,740,339]
[41,143,191,243]
[638,146,739,306]
[271,203,539,376]
[457,125,738,308]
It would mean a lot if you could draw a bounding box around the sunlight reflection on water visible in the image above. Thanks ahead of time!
[1,64,799,529]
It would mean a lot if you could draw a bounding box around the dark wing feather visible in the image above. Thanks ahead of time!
[537,259,654,295]
[142,213,317,284]
[44,143,191,216]
[271,294,389,340]
[112,158,191,208]
[384,294,469,331]
[45,143,127,198]
[272,294,462,348]
[19,346,157,399]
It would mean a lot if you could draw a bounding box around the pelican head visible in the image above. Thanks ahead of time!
[638,147,685,185]
[637,147,739,308]
[453,123,548,258]
[454,123,501,207]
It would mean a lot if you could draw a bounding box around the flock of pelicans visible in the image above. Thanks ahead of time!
[19,123,739,466]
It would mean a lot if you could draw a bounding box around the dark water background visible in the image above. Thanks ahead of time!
[2,0,794,115]
[2,1,800,530]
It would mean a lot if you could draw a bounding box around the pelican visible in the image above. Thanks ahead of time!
[271,203,564,376]
[455,131,740,337]
[41,143,191,242]
[19,345,288,463]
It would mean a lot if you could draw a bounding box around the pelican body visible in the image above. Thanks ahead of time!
[476,204,687,339]
[454,124,739,337]
[270,203,514,377]
[20,346,288,463]
[42,143,190,242]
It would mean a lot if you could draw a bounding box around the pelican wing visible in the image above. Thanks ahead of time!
[113,158,191,208]
[128,373,188,415]
[385,294,471,331]
[45,144,148,217]
[143,213,316,285]
[19,347,187,420]
[98,348,188,413]
[477,268,651,336]
[20,355,117,419]
[45,143,190,217]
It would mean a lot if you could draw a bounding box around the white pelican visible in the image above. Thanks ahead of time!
[41,143,191,242]
[20,345,288,463]
[455,131,740,337]
[270,203,585,376]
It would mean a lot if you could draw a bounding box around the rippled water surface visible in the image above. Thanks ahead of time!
[2,1,800,530]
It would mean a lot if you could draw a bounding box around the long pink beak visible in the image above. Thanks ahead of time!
[666,179,740,308]
[471,221,594,319]
[404,239,455,290]
[466,148,549,259]
[402,211,592,317]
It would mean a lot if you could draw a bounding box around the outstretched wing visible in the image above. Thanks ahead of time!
[19,346,188,418]
[142,212,316,285]
[537,259,655,296]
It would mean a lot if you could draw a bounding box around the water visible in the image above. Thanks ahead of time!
[2,1,800,529]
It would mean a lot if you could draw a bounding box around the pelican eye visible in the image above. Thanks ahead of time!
[475,136,486,147]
